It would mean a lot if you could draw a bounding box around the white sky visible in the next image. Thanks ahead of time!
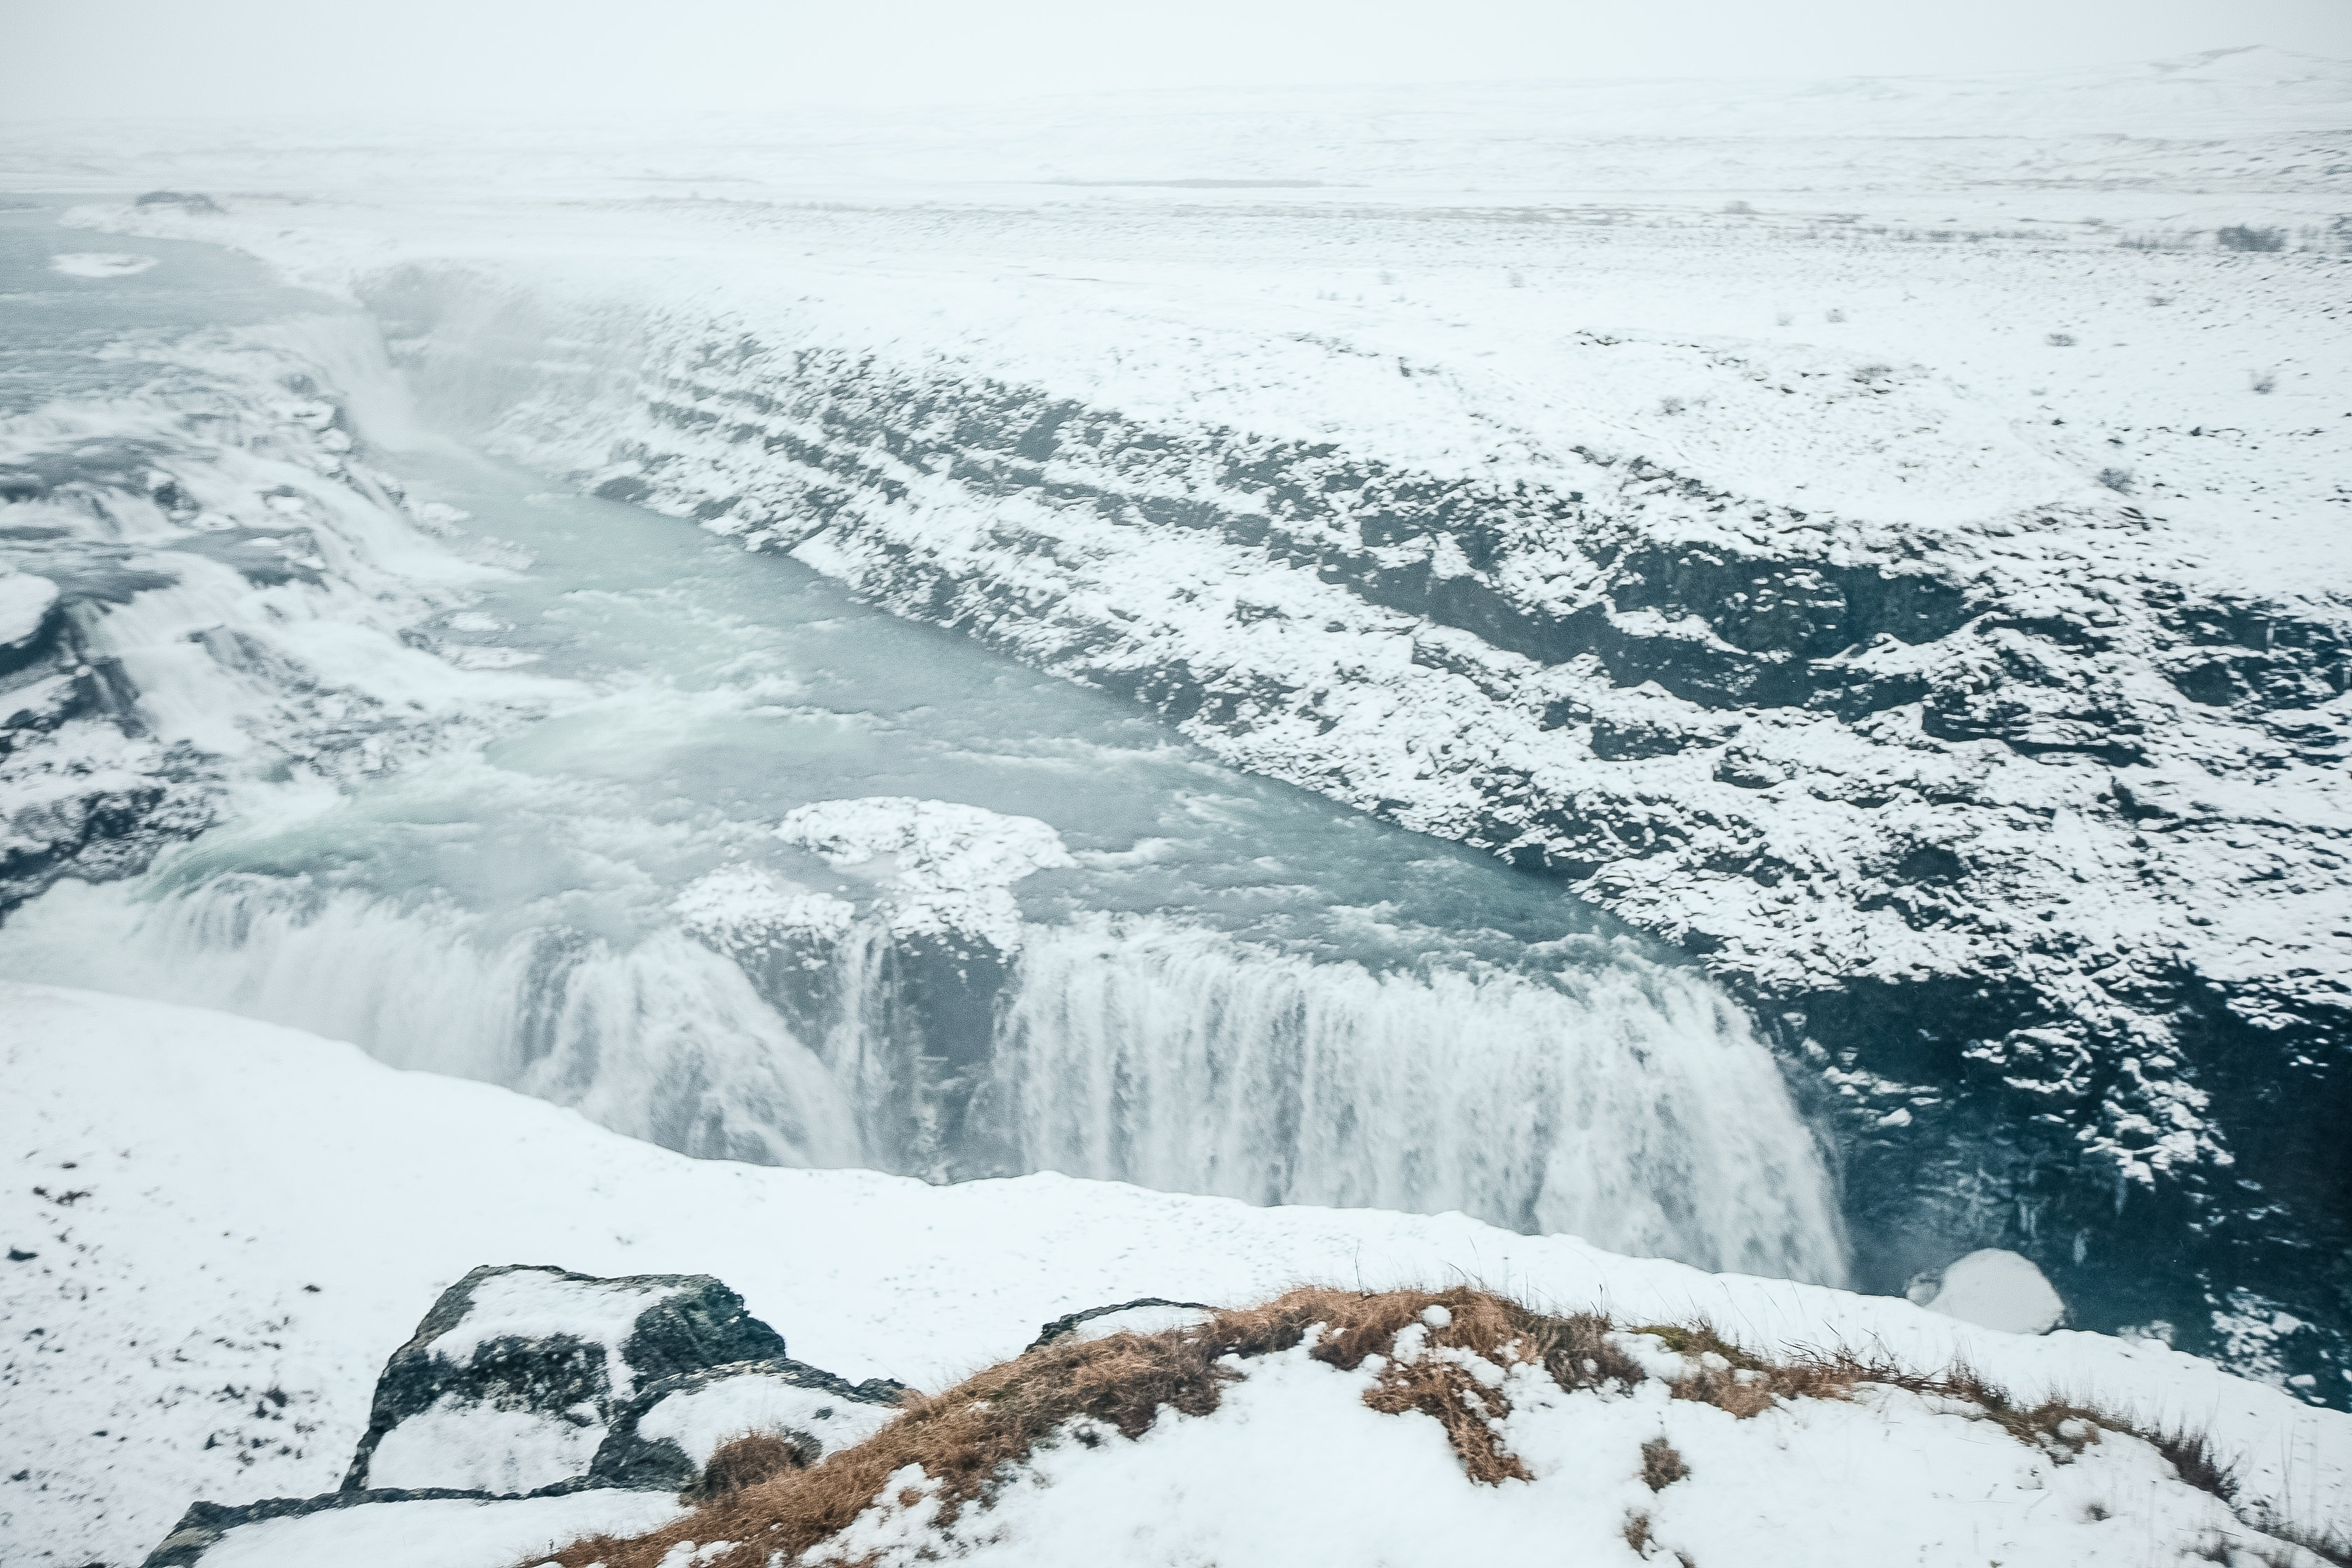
[9,0,2349,122]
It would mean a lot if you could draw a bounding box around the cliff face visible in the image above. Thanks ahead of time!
[361,230,2350,1390]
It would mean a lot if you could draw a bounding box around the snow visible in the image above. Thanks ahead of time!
[1918,1248,2070,1337]
[367,1395,603,1495]
[775,797,1077,951]
[1063,1303,1215,1342]
[2,982,2345,1566]
[193,1490,685,1568]
[670,866,858,958]
[634,1373,897,1466]
[817,1341,2278,1568]
[0,570,57,650]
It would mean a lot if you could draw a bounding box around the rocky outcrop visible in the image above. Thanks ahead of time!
[1026,1298,1219,1352]
[0,596,217,914]
[144,1263,908,1566]
[344,1264,796,1494]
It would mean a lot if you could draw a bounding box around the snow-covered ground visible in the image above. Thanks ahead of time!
[4,981,2346,1567]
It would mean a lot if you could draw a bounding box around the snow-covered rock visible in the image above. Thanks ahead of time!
[776,796,1076,954]
[345,1264,796,1494]
[0,569,59,652]
[1026,1297,1221,1350]
[592,1357,905,1490]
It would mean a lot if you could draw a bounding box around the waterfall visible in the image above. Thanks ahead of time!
[8,872,1847,1286]
[1,876,862,1170]
[986,916,1849,1284]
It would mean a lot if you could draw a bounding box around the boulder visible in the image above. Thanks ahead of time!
[343,1264,791,1495]
[144,1264,911,1564]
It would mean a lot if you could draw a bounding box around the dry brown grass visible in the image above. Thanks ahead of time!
[683,1432,814,1503]
[1640,1436,1688,1491]
[526,1286,2254,1568]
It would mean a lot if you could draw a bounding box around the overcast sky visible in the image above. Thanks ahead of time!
[10,0,2348,122]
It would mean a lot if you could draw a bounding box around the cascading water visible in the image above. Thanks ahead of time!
[0,209,1851,1287]
[987,917,1845,1281]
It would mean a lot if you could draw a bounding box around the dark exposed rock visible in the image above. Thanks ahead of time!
[1026,1298,1220,1353]
[141,1488,531,1568]
[145,1268,905,1564]
[134,191,224,214]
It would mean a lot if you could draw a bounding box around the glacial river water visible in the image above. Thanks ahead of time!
[0,197,1849,1284]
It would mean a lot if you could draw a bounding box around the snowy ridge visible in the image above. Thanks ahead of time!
[1,983,2345,1566]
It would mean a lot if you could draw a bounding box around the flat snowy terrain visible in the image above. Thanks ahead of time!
[4,982,2346,1566]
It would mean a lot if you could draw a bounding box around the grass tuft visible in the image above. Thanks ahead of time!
[524,1286,2273,1568]
[1640,1436,1688,1491]
[683,1432,813,1503]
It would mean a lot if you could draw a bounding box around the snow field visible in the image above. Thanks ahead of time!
[2,982,2345,1564]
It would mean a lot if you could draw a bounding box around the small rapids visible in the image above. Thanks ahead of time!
[0,204,1849,1285]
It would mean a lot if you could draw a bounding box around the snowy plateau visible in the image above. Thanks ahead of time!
[0,41,2348,1567]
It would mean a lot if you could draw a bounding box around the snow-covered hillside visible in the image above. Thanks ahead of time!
[4,983,2346,1567]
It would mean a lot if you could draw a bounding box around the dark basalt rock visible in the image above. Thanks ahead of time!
[1026,1297,1219,1354]
[1588,715,1727,760]
[343,1264,790,1492]
[589,1357,908,1492]
[145,1266,906,1565]
[133,190,224,214]
[141,1487,540,1568]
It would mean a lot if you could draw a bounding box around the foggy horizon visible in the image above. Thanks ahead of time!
[10,0,2348,125]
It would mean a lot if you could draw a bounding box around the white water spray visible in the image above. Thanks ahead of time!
[990,916,1848,1283]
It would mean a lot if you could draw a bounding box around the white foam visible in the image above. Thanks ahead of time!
[49,251,157,278]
